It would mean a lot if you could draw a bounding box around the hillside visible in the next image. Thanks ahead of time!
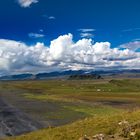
[3,110,140,140]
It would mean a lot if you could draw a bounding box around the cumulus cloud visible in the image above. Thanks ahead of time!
[28,33,45,38]
[17,0,38,8]
[0,34,140,76]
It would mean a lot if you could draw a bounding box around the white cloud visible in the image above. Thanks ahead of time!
[39,29,44,32]
[17,0,38,8]
[0,34,140,75]
[78,28,95,38]
[42,15,56,20]
[78,29,95,32]
[28,33,45,38]
[48,16,56,20]
[119,41,140,51]
[80,33,94,38]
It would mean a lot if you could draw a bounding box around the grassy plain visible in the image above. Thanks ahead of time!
[0,78,140,139]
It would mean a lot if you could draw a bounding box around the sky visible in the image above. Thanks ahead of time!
[0,0,140,75]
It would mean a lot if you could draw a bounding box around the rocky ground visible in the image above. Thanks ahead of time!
[0,98,43,137]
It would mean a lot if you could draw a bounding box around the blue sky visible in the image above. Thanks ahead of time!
[0,0,140,46]
[0,0,140,75]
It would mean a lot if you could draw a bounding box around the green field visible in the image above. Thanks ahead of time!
[1,79,140,140]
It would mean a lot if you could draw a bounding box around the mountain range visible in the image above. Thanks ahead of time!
[0,69,140,80]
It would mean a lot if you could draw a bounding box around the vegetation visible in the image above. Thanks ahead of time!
[0,79,140,140]
[3,110,140,140]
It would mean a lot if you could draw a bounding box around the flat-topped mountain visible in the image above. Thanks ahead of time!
[68,74,102,80]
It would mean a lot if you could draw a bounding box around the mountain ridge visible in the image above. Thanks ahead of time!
[0,69,140,80]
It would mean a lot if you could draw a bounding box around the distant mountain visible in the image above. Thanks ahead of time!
[68,74,102,80]
[0,70,86,81]
[0,74,34,80]
[0,69,140,80]
[35,70,85,79]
